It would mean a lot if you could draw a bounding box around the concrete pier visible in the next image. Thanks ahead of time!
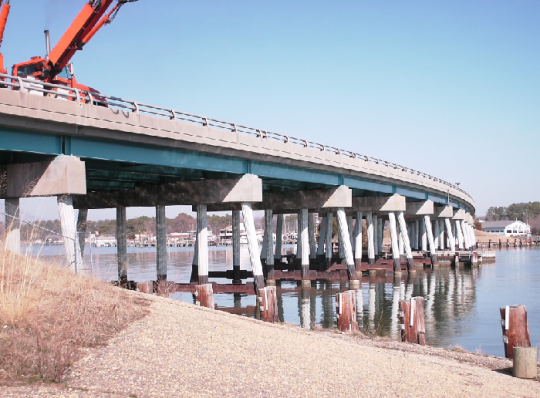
[116,207,127,283]
[58,196,83,273]
[366,211,375,265]
[195,204,208,284]
[4,197,21,255]
[232,210,241,283]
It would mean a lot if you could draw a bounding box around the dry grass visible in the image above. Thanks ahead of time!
[0,248,150,383]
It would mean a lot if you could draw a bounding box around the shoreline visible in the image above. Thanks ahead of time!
[2,290,539,398]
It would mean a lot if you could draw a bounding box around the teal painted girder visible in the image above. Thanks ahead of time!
[0,128,470,209]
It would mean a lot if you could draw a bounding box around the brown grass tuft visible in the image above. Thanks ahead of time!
[0,249,150,383]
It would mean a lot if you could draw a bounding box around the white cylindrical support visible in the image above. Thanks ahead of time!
[424,215,438,265]
[242,203,265,292]
[366,211,375,265]
[156,205,168,281]
[191,223,199,282]
[397,211,415,269]
[264,210,274,281]
[348,215,354,255]
[439,220,445,250]
[398,223,405,256]
[421,219,427,252]
[274,213,283,262]
[433,220,439,249]
[325,212,333,266]
[77,209,88,258]
[373,215,379,256]
[378,217,384,254]
[309,213,317,260]
[232,210,241,283]
[388,212,401,272]
[353,212,363,262]
[4,198,21,255]
[195,205,208,284]
[414,220,420,250]
[260,219,268,260]
[296,212,302,260]
[336,207,358,283]
[117,207,127,282]
[461,221,470,250]
[300,209,310,280]
[445,218,455,254]
[456,220,464,250]
[468,223,476,249]
[58,196,83,273]
[317,214,327,257]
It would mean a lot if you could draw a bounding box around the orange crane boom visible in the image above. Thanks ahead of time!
[13,0,137,84]
[0,0,11,74]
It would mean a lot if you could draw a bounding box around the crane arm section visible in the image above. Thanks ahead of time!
[0,0,11,74]
[48,0,115,73]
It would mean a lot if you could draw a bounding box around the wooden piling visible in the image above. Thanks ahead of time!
[137,281,154,294]
[195,284,214,309]
[399,297,426,345]
[336,290,359,332]
[513,347,538,379]
[258,286,279,323]
[500,305,531,359]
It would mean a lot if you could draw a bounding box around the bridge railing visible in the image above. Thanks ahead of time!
[0,73,471,200]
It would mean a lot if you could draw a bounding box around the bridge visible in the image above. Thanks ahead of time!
[0,75,476,292]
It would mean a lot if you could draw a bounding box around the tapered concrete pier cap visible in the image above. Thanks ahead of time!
[513,347,538,379]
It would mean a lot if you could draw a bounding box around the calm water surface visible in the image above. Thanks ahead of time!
[30,244,540,357]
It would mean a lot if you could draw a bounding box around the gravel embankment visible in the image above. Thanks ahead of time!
[2,292,539,398]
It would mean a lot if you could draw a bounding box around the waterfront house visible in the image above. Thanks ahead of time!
[481,220,531,237]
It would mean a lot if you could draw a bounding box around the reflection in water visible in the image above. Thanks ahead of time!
[29,244,540,357]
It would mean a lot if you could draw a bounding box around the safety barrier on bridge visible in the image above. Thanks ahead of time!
[0,73,470,198]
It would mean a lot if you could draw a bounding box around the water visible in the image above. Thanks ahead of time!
[29,244,540,357]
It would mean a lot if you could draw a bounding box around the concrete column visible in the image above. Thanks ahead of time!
[338,222,345,260]
[274,213,283,262]
[469,224,476,248]
[353,212,363,268]
[116,207,127,283]
[4,198,21,255]
[260,220,268,261]
[325,212,333,268]
[424,215,438,265]
[317,214,327,258]
[388,212,401,272]
[366,211,375,265]
[398,223,405,257]
[190,225,199,282]
[77,209,88,258]
[397,211,415,269]
[242,203,265,292]
[372,215,379,257]
[439,220,445,250]
[309,213,317,260]
[264,210,274,283]
[58,196,83,273]
[156,205,167,281]
[433,220,440,249]
[232,210,241,283]
[461,221,470,250]
[296,212,302,261]
[336,207,358,285]
[445,218,456,255]
[455,220,464,250]
[378,217,384,254]
[347,215,354,256]
[421,219,427,251]
[300,209,310,284]
[415,220,420,250]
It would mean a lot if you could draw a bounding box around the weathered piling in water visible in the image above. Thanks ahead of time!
[500,305,531,359]
[336,290,359,332]
[195,284,214,309]
[258,286,279,323]
[399,297,426,345]
[137,281,153,294]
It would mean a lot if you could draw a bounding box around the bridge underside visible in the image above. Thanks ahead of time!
[0,127,461,209]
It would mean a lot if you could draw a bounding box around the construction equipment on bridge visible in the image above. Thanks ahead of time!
[12,0,138,94]
[0,0,11,74]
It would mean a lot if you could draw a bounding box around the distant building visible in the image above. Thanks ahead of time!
[481,220,530,237]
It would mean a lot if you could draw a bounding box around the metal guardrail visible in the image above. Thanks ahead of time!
[0,73,472,201]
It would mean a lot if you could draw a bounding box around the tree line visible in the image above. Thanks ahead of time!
[485,201,540,235]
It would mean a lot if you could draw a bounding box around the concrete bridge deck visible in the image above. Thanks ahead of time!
[0,76,477,293]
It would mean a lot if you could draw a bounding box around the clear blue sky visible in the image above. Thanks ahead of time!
[2,0,539,221]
